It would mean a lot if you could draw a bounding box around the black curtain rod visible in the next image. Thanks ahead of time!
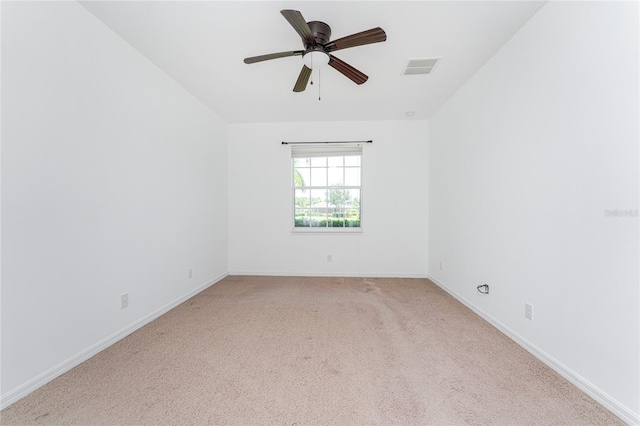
[281,140,372,145]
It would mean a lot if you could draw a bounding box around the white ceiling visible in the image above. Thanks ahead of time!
[80,1,546,124]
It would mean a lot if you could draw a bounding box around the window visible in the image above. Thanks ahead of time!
[292,144,362,232]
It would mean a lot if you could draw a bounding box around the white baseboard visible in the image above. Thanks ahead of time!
[0,272,228,410]
[228,271,429,279]
[427,275,639,426]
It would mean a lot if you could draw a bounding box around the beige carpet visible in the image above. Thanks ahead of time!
[1,276,621,425]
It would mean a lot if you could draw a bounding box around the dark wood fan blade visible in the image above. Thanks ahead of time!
[281,10,315,46]
[324,27,386,52]
[244,50,304,64]
[293,66,312,92]
[328,55,368,85]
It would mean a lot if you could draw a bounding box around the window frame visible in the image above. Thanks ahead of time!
[291,144,363,234]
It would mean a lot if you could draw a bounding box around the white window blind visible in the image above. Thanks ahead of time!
[291,143,363,158]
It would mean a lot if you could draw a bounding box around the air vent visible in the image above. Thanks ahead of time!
[403,57,440,75]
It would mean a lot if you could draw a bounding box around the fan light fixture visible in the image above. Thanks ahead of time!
[243,10,387,92]
[303,51,330,69]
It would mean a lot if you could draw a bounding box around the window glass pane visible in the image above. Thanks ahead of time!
[310,189,327,206]
[344,155,360,167]
[309,189,326,227]
[345,215,360,227]
[294,167,310,187]
[294,188,310,207]
[293,158,311,167]
[347,188,360,203]
[344,167,361,186]
[328,216,345,227]
[327,188,351,213]
[294,209,311,227]
[328,156,343,167]
[310,157,326,167]
[346,188,360,227]
[328,167,343,186]
[328,195,347,227]
[310,167,327,187]
[311,212,327,227]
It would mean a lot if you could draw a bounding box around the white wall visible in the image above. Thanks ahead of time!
[428,1,639,423]
[228,120,428,277]
[1,1,228,406]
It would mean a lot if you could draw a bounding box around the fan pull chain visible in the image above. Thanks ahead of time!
[308,70,321,101]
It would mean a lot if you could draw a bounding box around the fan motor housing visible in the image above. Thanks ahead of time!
[307,21,331,46]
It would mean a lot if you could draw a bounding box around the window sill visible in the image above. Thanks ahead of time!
[291,227,363,235]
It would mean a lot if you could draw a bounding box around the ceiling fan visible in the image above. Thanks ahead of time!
[244,10,387,92]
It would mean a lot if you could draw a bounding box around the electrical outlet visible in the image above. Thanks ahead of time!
[121,293,129,309]
[525,303,533,320]
[188,268,193,278]
[439,261,443,271]
[327,255,332,262]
